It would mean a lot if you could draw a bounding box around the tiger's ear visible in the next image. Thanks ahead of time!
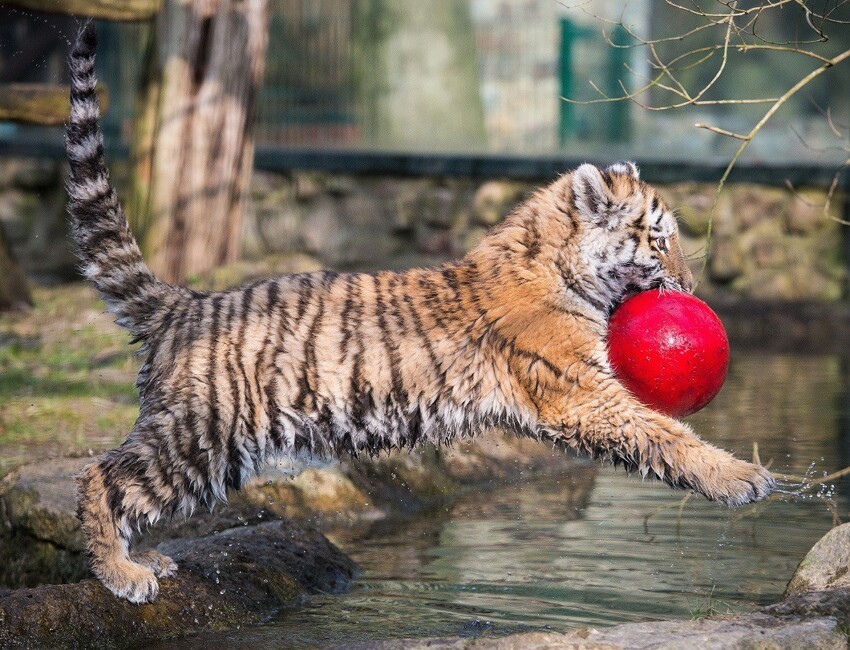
[571,163,620,228]
[607,161,640,179]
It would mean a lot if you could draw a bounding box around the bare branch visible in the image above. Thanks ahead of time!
[694,123,749,139]
[696,46,850,287]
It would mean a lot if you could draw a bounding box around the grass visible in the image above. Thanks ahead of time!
[688,585,735,620]
[0,284,140,476]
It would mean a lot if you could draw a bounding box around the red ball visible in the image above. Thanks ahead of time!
[607,290,729,418]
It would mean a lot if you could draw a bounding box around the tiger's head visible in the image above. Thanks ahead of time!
[479,161,693,320]
[566,162,693,310]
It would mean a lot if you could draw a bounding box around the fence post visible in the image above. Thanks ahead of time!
[606,24,630,142]
[558,17,574,147]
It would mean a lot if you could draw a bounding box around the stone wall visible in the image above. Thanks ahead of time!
[0,156,846,301]
[244,169,847,301]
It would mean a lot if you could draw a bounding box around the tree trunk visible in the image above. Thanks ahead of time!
[0,223,32,312]
[130,0,269,283]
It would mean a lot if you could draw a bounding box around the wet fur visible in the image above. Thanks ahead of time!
[67,26,774,603]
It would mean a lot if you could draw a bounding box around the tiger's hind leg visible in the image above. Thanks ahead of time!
[76,458,158,603]
[76,440,190,603]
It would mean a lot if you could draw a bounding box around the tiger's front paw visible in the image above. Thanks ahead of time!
[697,453,775,507]
[130,549,178,578]
[96,557,160,604]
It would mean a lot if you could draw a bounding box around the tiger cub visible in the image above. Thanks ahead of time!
[66,26,773,604]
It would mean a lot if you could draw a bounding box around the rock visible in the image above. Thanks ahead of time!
[235,430,592,523]
[0,159,60,191]
[732,269,795,301]
[0,520,357,649]
[339,615,845,649]
[786,522,850,595]
[0,530,90,589]
[363,618,841,649]
[346,446,457,515]
[237,464,383,522]
[0,431,591,590]
[0,457,87,552]
[709,236,744,284]
[459,226,488,252]
[568,615,844,650]
[341,431,595,517]
[473,180,526,226]
[249,170,291,199]
[769,586,850,627]
[387,180,426,234]
[786,188,830,235]
[250,193,303,256]
[667,183,715,237]
[301,197,345,255]
[325,174,358,196]
[0,189,40,243]
[742,220,788,270]
[418,229,454,256]
[0,458,92,589]
[422,186,458,229]
[732,184,788,230]
[293,171,324,201]
[441,433,579,484]
[787,266,843,302]
[732,265,842,302]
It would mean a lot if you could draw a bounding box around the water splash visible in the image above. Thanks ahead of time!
[772,462,838,502]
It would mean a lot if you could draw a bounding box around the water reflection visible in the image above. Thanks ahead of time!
[154,353,850,649]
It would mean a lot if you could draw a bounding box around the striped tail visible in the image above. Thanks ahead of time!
[66,24,174,337]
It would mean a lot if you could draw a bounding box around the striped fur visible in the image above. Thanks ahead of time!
[67,25,773,604]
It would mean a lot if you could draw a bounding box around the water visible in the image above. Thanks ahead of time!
[154,352,850,648]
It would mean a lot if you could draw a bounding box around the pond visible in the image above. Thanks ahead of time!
[152,351,850,648]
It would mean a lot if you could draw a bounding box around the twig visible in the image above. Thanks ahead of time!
[695,46,850,287]
[695,123,749,139]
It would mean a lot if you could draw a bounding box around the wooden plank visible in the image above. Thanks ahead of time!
[0,83,109,126]
[2,0,160,21]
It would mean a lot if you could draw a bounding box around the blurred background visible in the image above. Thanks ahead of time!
[1,2,850,647]
[1,0,849,300]
[5,1,850,156]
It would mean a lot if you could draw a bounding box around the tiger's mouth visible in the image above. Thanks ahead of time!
[657,277,689,293]
[610,277,689,315]
[623,277,688,300]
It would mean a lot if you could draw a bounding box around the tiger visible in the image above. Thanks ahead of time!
[66,25,774,604]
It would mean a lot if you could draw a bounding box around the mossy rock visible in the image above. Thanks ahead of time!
[0,520,357,649]
[786,523,850,596]
[732,183,789,230]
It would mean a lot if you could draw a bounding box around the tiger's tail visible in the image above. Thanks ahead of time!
[66,23,178,338]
